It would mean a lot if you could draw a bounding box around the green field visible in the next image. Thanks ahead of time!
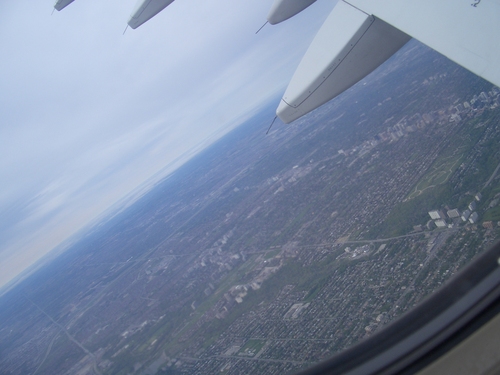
[264,248,281,259]
[238,339,266,356]
[407,146,465,200]
[484,206,500,222]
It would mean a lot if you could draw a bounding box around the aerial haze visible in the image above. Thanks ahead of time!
[0,0,336,288]
[1,36,499,373]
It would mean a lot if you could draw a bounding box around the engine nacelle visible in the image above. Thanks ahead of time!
[54,0,75,11]
[128,0,175,29]
[267,0,317,25]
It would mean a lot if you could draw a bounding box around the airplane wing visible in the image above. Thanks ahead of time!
[274,0,500,123]
[128,0,175,29]
[53,0,75,11]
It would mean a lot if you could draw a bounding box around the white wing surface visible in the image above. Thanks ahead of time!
[128,0,175,29]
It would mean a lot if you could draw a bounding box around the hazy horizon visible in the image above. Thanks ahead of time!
[0,0,337,288]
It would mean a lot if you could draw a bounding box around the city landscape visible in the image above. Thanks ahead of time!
[1,39,500,375]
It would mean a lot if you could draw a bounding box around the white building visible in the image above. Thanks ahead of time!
[429,210,445,220]
[447,209,460,218]
[468,201,477,211]
[469,212,479,224]
[435,219,447,228]
[461,210,471,222]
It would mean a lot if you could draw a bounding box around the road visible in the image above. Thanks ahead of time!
[23,295,102,375]
[391,229,457,311]
[483,160,500,190]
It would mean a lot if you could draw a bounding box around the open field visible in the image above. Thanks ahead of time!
[407,146,466,200]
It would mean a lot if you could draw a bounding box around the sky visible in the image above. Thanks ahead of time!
[0,0,338,289]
